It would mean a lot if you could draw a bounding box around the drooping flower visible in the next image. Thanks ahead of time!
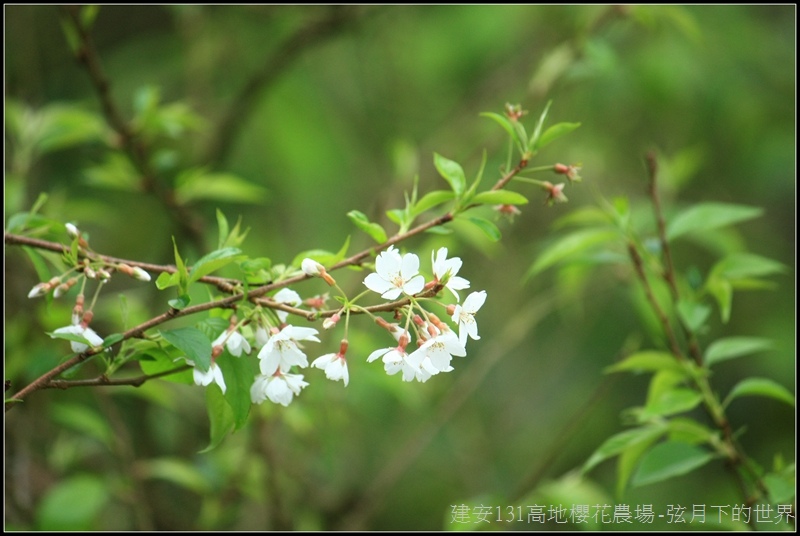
[554,163,582,183]
[51,318,104,353]
[192,361,227,393]
[257,325,320,376]
[451,290,487,347]
[364,246,425,300]
[311,340,349,386]
[251,369,309,406]
[212,329,252,357]
[368,344,423,382]
[543,182,568,206]
[431,247,470,302]
[273,288,303,323]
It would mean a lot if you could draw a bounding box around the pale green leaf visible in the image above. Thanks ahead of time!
[527,228,620,278]
[724,377,794,408]
[433,153,466,198]
[470,190,529,206]
[704,337,773,367]
[667,203,762,241]
[583,424,667,474]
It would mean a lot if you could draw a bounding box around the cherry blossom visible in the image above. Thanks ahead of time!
[311,346,349,386]
[408,330,466,374]
[192,361,227,393]
[451,290,487,346]
[250,369,309,406]
[273,288,302,323]
[431,247,470,302]
[212,328,252,357]
[257,325,320,375]
[364,246,425,300]
[52,323,104,353]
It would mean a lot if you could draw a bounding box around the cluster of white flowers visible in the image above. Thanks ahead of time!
[45,246,485,408]
[364,246,486,383]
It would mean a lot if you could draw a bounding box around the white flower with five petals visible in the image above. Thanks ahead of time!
[451,290,487,346]
[273,288,303,323]
[408,330,466,374]
[363,246,425,300]
[311,352,349,386]
[368,345,423,382]
[251,369,309,406]
[257,325,320,375]
[432,247,470,301]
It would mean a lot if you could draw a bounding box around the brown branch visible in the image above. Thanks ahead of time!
[43,365,190,390]
[626,241,685,361]
[645,152,703,366]
[6,154,528,410]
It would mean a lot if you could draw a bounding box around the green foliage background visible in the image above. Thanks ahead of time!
[4,5,795,531]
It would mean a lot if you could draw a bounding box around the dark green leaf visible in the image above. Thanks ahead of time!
[200,384,235,453]
[101,333,124,349]
[159,327,211,372]
[217,352,255,429]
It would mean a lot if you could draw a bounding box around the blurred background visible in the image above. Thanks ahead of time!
[4,5,794,530]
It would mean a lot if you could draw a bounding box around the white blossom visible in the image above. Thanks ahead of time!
[368,345,425,382]
[363,246,425,300]
[311,352,349,386]
[257,325,320,375]
[432,247,470,301]
[192,362,227,393]
[273,288,302,322]
[408,330,466,374]
[52,323,104,353]
[212,329,252,357]
[451,290,487,346]
[251,369,309,406]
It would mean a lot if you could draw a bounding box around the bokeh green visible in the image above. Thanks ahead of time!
[4,5,794,531]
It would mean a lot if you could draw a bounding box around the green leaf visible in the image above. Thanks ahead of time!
[412,190,455,217]
[666,203,763,241]
[347,210,388,243]
[83,152,140,191]
[763,471,797,504]
[433,153,466,198]
[200,384,235,453]
[470,190,529,206]
[710,252,786,280]
[36,105,106,154]
[724,377,794,408]
[528,100,552,150]
[533,121,581,151]
[527,228,620,278]
[216,209,230,250]
[704,337,773,367]
[217,352,254,429]
[102,333,124,349]
[188,247,243,283]
[633,441,715,487]
[465,216,501,242]
[605,351,686,376]
[159,327,211,372]
[155,271,179,290]
[137,458,212,494]
[37,475,108,531]
[676,300,711,332]
[175,170,268,204]
[583,424,667,474]
[666,418,716,445]
[480,112,526,152]
[705,275,733,323]
[50,404,114,449]
[639,388,703,420]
